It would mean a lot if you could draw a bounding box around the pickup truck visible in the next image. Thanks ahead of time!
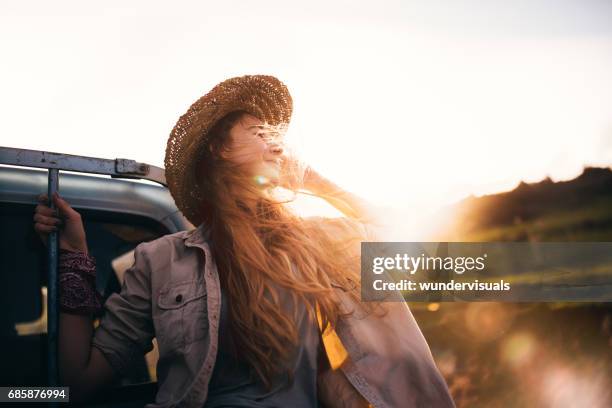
[0,147,192,407]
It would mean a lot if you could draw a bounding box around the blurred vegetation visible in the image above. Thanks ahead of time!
[464,196,612,242]
[412,166,612,407]
[435,166,612,243]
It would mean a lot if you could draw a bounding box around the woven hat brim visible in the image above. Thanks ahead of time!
[164,75,293,226]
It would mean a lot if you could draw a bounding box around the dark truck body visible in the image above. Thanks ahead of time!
[0,164,192,407]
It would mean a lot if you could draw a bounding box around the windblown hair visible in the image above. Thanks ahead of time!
[195,111,379,388]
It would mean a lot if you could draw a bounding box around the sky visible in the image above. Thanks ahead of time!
[1,0,611,230]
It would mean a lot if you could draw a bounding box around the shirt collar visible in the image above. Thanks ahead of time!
[184,222,211,247]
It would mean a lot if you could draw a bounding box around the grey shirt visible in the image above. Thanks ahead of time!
[92,218,455,407]
[204,285,320,408]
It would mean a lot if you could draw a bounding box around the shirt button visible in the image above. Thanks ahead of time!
[175,294,183,303]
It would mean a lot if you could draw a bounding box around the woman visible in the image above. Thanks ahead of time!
[34,75,454,407]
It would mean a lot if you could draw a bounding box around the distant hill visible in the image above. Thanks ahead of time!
[433,166,612,241]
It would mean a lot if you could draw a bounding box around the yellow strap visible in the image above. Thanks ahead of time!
[316,302,348,370]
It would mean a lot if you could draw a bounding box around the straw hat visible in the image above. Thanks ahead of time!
[164,75,293,226]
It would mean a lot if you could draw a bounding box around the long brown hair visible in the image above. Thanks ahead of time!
[195,111,377,388]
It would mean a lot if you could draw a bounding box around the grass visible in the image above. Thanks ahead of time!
[462,196,612,242]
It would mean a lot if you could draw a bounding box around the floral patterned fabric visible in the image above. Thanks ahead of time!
[59,249,104,316]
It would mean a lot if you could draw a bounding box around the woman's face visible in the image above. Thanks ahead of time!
[222,113,284,186]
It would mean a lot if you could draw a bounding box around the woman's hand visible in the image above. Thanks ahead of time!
[277,150,320,192]
[278,150,306,191]
[34,193,89,254]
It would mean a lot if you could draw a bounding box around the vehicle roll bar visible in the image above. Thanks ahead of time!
[0,146,167,403]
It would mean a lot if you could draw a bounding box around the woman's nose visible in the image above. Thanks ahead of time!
[268,142,284,156]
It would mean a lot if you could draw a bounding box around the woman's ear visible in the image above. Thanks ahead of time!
[209,142,224,159]
[216,145,230,160]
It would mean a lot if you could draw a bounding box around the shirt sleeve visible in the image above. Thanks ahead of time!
[91,242,155,377]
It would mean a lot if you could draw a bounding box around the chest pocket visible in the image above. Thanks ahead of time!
[155,280,208,352]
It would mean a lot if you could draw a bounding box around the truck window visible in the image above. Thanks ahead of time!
[0,201,168,387]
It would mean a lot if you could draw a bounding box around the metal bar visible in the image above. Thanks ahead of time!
[0,146,167,186]
[47,169,59,403]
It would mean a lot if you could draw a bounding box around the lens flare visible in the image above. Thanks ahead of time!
[254,175,269,185]
[465,303,514,342]
[500,332,535,367]
[542,365,609,408]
